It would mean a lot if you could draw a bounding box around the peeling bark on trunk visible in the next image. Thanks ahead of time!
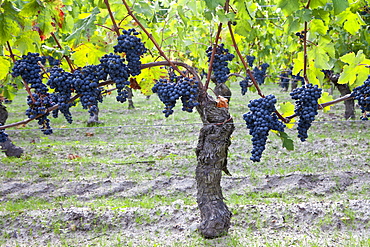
[214,83,232,103]
[195,100,234,238]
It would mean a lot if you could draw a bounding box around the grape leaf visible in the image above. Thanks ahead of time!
[278,102,296,129]
[0,56,11,80]
[332,0,349,15]
[318,92,333,112]
[277,0,301,16]
[275,131,294,151]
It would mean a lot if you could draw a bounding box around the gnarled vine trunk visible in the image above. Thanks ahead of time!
[195,99,234,238]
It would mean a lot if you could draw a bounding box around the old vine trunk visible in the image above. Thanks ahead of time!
[195,99,234,238]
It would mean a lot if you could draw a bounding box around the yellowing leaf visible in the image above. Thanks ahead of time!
[318,92,333,112]
[0,56,11,80]
[135,56,167,96]
[278,102,296,129]
[71,43,105,67]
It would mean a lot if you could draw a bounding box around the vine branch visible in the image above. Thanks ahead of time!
[0,61,201,130]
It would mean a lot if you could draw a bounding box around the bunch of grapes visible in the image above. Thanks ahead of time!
[247,55,255,67]
[206,44,235,83]
[11,52,48,94]
[351,76,370,120]
[243,95,286,162]
[114,29,147,76]
[254,63,270,85]
[45,56,61,67]
[47,67,75,123]
[26,93,56,135]
[152,77,199,117]
[280,71,290,90]
[72,65,105,116]
[0,126,8,143]
[239,77,250,95]
[100,53,130,103]
[290,84,322,141]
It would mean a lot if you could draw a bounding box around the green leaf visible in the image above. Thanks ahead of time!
[19,0,43,17]
[204,0,225,11]
[332,0,349,15]
[309,46,331,69]
[310,19,328,35]
[65,7,100,44]
[277,0,301,16]
[234,20,252,37]
[276,131,294,151]
[310,0,327,9]
[337,8,366,35]
[2,1,25,28]
[0,14,14,45]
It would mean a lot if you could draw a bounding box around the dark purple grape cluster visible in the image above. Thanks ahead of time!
[247,55,255,67]
[11,52,48,94]
[290,84,322,141]
[114,29,147,76]
[100,53,130,103]
[72,65,105,116]
[351,76,370,120]
[0,126,8,143]
[206,44,235,83]
[26,93,56,135]
[254,63,269,85]
[47,67,74,123]
[295,31,306,39]
[152,77,199,117]
[239,77,250,95]
[243,95,285,162]
[44,56,61,67]
[280,71,290,91]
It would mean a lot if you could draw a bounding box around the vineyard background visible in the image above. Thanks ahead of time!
[1,83,369,246]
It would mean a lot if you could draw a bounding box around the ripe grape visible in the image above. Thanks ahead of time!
[114,29,147,76]
[100,53,130,103]
[351,76,370,120]
[243,95,286,162]
[290,84,322,141]
[254,63,269,85]
[11,52,48,94]
[26,93,56,135]
[247,55,255,67]
[72,65,105,116]
[152,77,199,117]
[239,77,250,95]
[206,44,235,84]
[47,67,75,123]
